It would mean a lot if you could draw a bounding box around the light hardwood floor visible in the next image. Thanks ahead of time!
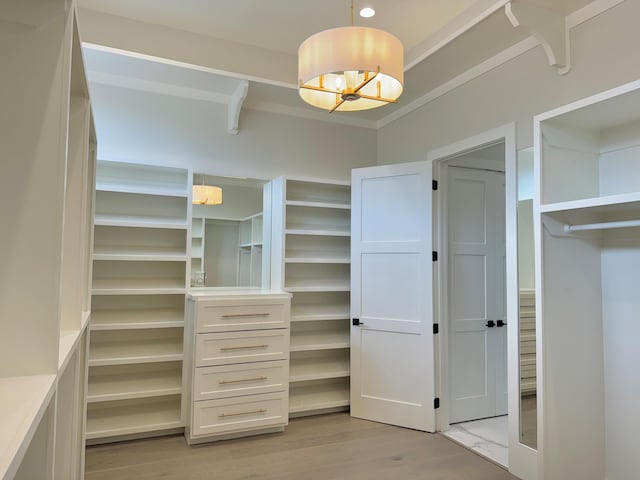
[85,413,519,480]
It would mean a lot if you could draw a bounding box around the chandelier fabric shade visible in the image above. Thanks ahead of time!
[192,185,222,205]
[298,26,404,112]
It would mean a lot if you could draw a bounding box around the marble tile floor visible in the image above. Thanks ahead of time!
[441,415,509,468]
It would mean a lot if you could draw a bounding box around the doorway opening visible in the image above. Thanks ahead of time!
[436,142,509,467]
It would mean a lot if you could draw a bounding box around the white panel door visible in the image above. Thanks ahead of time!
[350,161,435,432]
[448,167,507,424]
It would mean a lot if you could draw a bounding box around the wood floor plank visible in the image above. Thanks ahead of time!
[85,413,519,480]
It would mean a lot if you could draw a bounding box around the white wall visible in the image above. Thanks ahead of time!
[90,83,377,182]
[377,1,640,164]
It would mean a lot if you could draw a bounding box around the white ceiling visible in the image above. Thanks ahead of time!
[78,0,595,128]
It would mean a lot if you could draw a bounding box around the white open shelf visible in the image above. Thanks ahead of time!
[285,254,349,264]
[96,160,190,198]
[290,327,350,352]
[88,364,182,402]
[286,204,350,237]
[91,308,184,330]
[93,246,187,261]
[289,351,350,382]
[94,214,188,230]
[285,263,350,292]
[96,183,188,198]
[285,225,350,237]
[289,378,350,414]
[92,278,186,295]
[89,329,184,366]
[0,375,56,480]
[291,304,350,322]
[285,179,350,206]
[85,395,182,440]
[286,200,351,210]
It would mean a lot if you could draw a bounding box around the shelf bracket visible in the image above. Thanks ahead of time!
[505,1,571,75]
[228,80,249,135]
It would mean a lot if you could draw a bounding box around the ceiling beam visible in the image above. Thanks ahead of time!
[77,7,298,88]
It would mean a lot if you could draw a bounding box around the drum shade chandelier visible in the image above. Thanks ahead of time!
[298,0,404,112]
[193,177,222,206]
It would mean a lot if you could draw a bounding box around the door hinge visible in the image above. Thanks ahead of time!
[434,397,440,409]
[432,251,438,262]
[432,180,438,191]
[433,323,439,334]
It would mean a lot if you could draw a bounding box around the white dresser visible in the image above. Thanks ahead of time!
[184,290,291,444]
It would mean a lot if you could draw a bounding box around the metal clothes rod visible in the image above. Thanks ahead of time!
[564,219,640,232]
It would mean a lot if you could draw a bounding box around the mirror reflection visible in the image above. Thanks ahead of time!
[517,148,537,449]
[190,175,267,288]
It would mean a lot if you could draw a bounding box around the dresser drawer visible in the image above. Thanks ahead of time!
[195,330,288,367]
[196,301,287,333]
[192,392,287,437]
[194,360,288,401]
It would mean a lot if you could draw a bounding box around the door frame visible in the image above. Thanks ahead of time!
[427,124,536,480]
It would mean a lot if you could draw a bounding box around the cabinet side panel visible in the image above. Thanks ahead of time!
[539,225,605,479]
[601,232,640,480]
[0,11,70,376]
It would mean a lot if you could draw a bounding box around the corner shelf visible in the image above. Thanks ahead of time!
[88,330,184,367]
[289,351,350,382]
[88,160,190,443]
[270,177,352,417]
[88,364,183,402]
[91,308,185,330]
[289,378,350,415]
[85,395,182,441]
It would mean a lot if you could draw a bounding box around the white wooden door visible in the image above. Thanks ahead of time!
[350,161,435,432]
[448,167,507,424]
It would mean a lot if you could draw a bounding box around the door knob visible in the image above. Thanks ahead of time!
[486,320,496,328]
[497,320,507,327]
[352,318,364,326]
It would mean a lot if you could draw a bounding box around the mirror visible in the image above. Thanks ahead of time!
[190,174,268,288]
[517,148,537,449]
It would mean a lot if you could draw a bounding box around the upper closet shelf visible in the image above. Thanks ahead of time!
[539,191,640,214]
[94,214,189,230]
[285,200,351,210]
[93,246,188,262]
[91,309,185,331]
[285,225,350,237]
[95,183,189,198]
[291,304,350,322]
[92,278,186,296]
[0,374,56,480]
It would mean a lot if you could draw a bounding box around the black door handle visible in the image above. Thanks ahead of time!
[352,318,364,326]
[497,320,507,327]
[486,320,495,328]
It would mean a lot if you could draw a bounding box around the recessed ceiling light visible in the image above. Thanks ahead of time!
[359,7,375,18]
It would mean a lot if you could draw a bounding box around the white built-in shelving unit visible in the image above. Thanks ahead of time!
[535,79,640,480]
[88,160,191,443]
[0,2,96,478]
[191,217,205,280]
[238,213,264,287]
[270,177,351,417]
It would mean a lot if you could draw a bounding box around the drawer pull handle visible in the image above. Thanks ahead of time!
[220,313,269,319]
[219,408,267,418]
[220,344,269,351]
[219,376,268,385]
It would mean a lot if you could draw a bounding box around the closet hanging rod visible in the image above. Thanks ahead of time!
[564,218,640,232]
